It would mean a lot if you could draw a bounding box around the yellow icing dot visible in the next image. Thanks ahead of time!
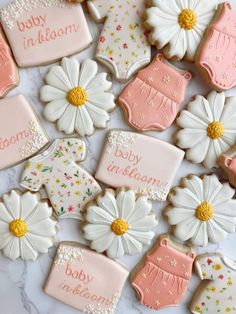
[225,307,231,313]
[195,201,213,221]
[213,264,222,271]
[111,218,129,236]
[178,9,197,30]
[9,219,28,238]
[66,87,88,106]
[207,121,225,139]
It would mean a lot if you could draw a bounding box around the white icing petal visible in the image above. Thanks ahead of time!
[0,203,13,223]
[128,197,152,223]
[127,230,155,245]
[88,93,116,111]
[20,237,38,261]
[116,190,136,220]
[57,105,77,134]
[221,97,236,123]
[177,110,207,129]
[83,224,110,241]
[97,191,119,218]
[40,85,66,102]
[207,91,225,121]
[44,100,68,122]
[202,174,222,203]
[86,73,112,94]
[86,206,114,224]
[0,233,11,250]
[187,96,212,123]
[25,233,54,254]
[166,207,194,225]
[90,232,115,253]
[2,237,20,261]
[61,57,80,87]
[174,217,201,241]
[0,221,9,233]
[26,203,52,224]
[3,191,20,220]
[182,175,204,202]
[186,137,210,164]
[20,193,39,220]
[46,65,72,91]
[215,200,236,216]
[107,236,125,259]
[75,106,94,137]
[169,188,200,209]
[213,215,236,233]
[85,103,110,128]
[177,129,205,149]
[79,59,98,88]
[191,222,208,247]
[129,215,157,231]
[121,233,143,255]
[207,220,228,244]
[28,220,57,237]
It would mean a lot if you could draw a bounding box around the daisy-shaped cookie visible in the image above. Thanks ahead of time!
[40,57,116,136]
[0,190,57,261]
[176,91,236,169]
[83,189,158,259]
[166,174,236,247]
[145,0,217,61]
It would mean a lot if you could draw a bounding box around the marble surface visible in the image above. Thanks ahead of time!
[1,0,236,313]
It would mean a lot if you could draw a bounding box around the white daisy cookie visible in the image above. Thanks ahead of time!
[83,189,158,259]
[166,174,236,247]
[176,91,236,169]
[145,0,217,61]
[40,57,116,137]
[0,190,57,261]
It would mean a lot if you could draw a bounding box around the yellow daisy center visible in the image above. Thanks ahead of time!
[178,9,197,30]
[66,87,88,106]
[111,218,129,236]
[195,201,214,221]
[207,121,225,139]
[9,219,28,238]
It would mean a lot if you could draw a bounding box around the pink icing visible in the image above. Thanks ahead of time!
[119,53,191,131]
[196,2,236,91]
[219,145,236,188]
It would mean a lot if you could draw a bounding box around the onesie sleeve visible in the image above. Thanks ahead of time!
[56,138,86,162]
[195,254,227,280]
[87,0,109,21]
[20,161,45,191]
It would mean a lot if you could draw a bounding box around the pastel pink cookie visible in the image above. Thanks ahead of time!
[44,242,128,313]
[0,95,49,170]
[0,27,19,97]
[95,130,184,201]
[131,235,195,310]
[196,2,236,91]
[0,0,92,67]
[219,144,236,188]
[119,53,192,131]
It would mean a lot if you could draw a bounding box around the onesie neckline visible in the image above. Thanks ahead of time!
[30,139,58,162]
[222,256,236,271]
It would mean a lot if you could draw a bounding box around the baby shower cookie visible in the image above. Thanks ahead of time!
[83,188,158,259]
[0,0,92,67]
[95,130,184,201]
[20,138,101,220]
[87,0,151,82]
[0,190,57,261]
[191,253,236,314]
[145,0,217,61]
[0,27,19,98]
[176,91,236,169]
[131,234,195,310]
[40,58,116,137]
[219,145,236,188]
[0,95,49,170]
[119,53,192,131]
[166,174,236,247]
[44,242,129,313]
[195,3,236,91]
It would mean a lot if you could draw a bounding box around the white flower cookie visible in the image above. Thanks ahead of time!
[83,189,158,259]
[166,174,236,247]
[176,91,236,169]
[40,57,116,136]
[145,0,217,61]
[0,190,57,261]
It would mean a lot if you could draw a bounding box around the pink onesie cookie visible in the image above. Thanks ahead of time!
[131,235,195,310]
[219,144,236,188]
[119,53,192,131]
[0,0,92,67]
[196,2,236,91]
[87,0,151,82]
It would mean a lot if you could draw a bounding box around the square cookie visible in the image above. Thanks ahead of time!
[0,95,49,170]
[44,242,129,313]
[95,130,184,201]
[0,0,92,67]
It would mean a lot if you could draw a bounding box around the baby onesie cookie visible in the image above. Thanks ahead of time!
[166,174,236,247]
[20,138,101,220]
[0,27,19,98]
[83,188,158,259]
[95,130,184,201]
[0,190,57,261]
[44,242,129,313]
[119,53,192,131]
[219,145,236,188]
[40,58,116,137]
[191,253,236,314]
[0,95,49,170]
[145,0,217,61]
[195,3,236,91]
[176,91,236,169]
[87,0,151,82]
[131,234,195,310]
[0,0,92,67]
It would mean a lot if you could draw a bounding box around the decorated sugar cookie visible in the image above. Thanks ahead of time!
[0,190,57,261]
[119,53,192,131]
[0,95,49,170]
[40,58,116,136]
[44,242,129,313]
[145,0,217,61]
[219,145,236,188]
[87,0,151,82]
[83,189,158,259]
[191,253,236,314]
[166,174,236,247]
[0,0,92,67]
[176,91,236,169]
[20,138,102,220]
[196,3,236,91]
[131,234,195,310]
